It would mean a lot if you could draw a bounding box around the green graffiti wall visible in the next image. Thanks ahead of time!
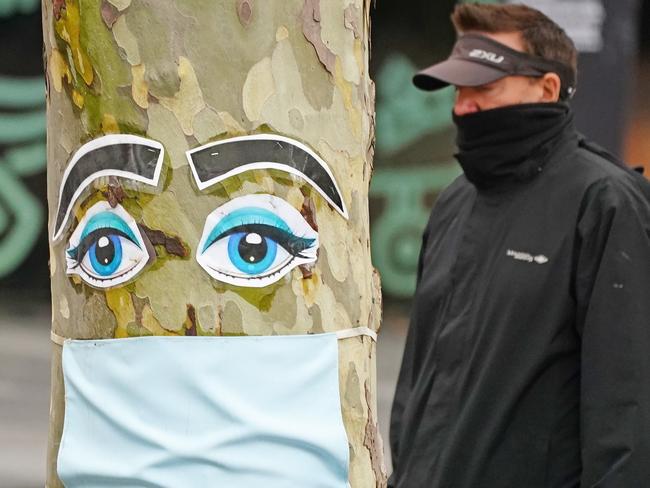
[0,0,48,288]
[0,76,46,277]
[369,0,461,298]
[370,52,460,297]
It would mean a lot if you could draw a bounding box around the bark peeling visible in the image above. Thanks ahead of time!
[100,1,119,28]
[158,57,206,136]
[301,0,337,75]
[236,0,254,27]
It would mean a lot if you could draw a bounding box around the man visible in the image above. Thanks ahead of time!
[389,4,650,487]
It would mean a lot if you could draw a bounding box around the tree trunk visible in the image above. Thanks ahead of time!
[43,0,384,486]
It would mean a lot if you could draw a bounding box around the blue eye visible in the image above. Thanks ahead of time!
[66,202,150,289]
[197,195,319,288]
[228,231,278,275]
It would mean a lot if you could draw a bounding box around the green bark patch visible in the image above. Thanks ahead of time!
[214,280,282,313]
[123,0,190,98]
[78,0,143,133]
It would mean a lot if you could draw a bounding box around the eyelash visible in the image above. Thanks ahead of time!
[67,227,138,265]
[207,224,315,258]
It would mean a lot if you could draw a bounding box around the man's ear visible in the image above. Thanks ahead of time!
[540,72,562,102]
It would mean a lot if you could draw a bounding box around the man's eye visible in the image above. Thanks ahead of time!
[197,194,319,288]
[66,202,150,288]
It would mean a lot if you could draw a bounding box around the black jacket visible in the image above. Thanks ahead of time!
[389,120,650,487]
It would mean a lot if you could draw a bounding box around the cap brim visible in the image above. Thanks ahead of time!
[413,58,508,91]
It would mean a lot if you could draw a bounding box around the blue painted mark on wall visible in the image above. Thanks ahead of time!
[0,75,47,278]
[375,53,455,157]
[371,53,459,297]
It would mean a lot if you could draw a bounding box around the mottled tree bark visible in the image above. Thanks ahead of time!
[43,0,384,486]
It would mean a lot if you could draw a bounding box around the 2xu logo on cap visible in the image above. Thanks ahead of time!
[469,49,505,64]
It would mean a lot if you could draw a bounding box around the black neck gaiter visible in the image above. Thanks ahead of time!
[454,102,574,189]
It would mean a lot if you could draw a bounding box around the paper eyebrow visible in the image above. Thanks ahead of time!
[185,134,349,220]
[52,134,165,241]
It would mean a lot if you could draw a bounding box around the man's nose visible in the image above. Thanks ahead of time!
[453,87,480,116]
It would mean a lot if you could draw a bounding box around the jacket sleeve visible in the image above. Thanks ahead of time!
[388,226,429,487]
[574,178,650,487]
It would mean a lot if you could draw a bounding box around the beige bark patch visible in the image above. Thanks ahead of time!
[339,339,375,487]
[266,284,298,333]
[288,108,304,130]
[141,303,177,336]
[80,294,118,339]
[321,0,360,84]
[59,296,70,319]
[193,107,227,144]
[55,99,77,155]
[333,59,361,138]
[278,291,313,334]
[134,261,191,333]
[217,111,246,135]
[124,0,185,98]
[107,0,131,11]
[112,14,141,65]
[295,267,321,308]
[242,56,275,122]
[222,299,243,334]
[237,290,280,335]
[49,245,57,276]
[131,64,149,109]
[48,49,71,93]
[197,305,217,334]
[146,103,189,169]
[275,25,289,42]
[262,37,360,157]
[159,57,206,136]
[344,4,361,38]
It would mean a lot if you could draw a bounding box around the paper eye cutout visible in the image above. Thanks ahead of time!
[197,194,319,287]
[66,201,150,289]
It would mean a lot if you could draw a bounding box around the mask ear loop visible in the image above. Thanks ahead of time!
[335,327,377,341]
[51,327,378,346]
[51,330,67,346]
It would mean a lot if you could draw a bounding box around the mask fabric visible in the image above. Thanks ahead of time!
[453,102,573,189]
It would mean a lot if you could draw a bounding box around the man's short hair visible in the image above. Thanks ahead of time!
[451,3,578,85]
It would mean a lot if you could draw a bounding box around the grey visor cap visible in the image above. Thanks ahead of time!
[412,33,577,99]
[413,58,508,91]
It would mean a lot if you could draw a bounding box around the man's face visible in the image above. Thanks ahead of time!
[453,31,548,116]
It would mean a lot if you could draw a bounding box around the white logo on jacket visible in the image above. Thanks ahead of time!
[469,49,505,64]
[506,249,549,264]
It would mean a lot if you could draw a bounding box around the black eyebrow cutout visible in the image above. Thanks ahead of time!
[52,134,165,241]
[185,134,349,220]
